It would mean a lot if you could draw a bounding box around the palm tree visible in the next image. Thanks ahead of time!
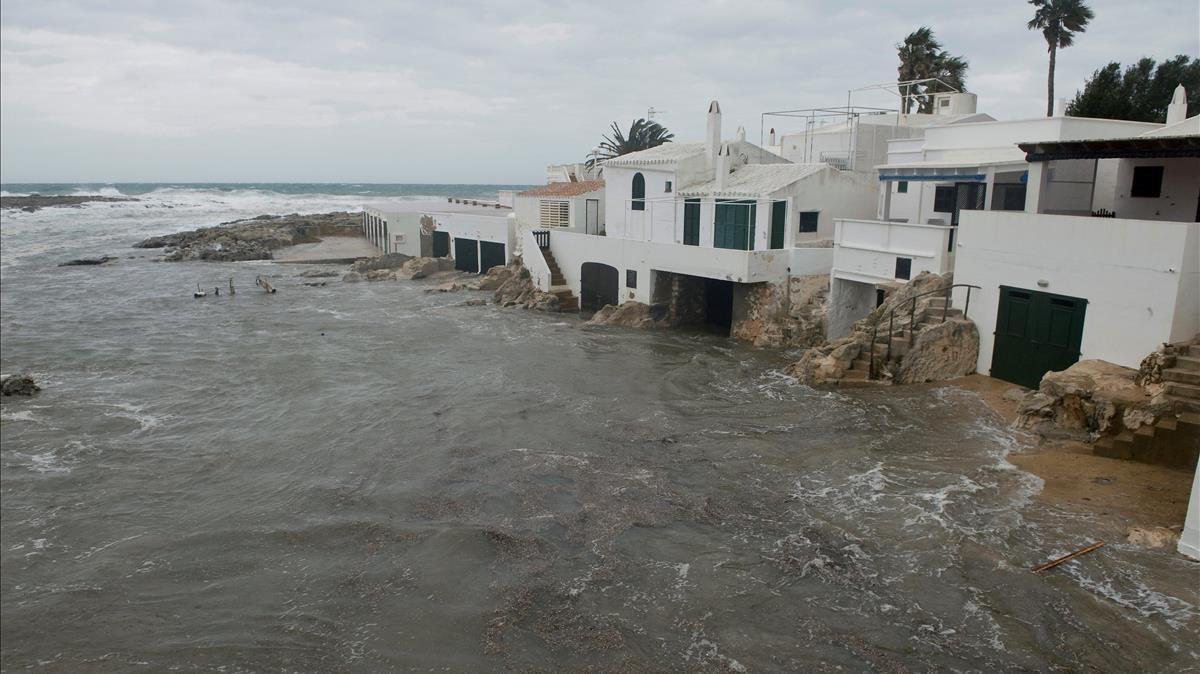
[1028,0,1094,117]
[896,27,969,113]
[585,119,674,170]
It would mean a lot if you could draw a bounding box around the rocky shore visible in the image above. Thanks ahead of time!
[1,374,40,397]
[134,212,362,262]
[2,195,138,212]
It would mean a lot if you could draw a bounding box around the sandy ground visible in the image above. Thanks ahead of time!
[949,374,1195,540]
[273,235,379,263]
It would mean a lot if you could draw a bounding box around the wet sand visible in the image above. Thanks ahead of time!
[950,374,1195,538]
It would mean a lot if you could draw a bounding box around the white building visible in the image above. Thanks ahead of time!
[513,180,605,235]
[826,111,1172,341]
[768,92,993,172]
[526,100,877,331]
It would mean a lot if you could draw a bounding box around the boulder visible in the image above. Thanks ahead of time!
[1017,359,1153,439]
[784,334,869,384]
[350,252,412,274]
[585,301,671,329]
[396,256,453,280]
[1,374,40,397]
[489,264,563,312]
[1126,526,1180,549]
[893,319,980,384]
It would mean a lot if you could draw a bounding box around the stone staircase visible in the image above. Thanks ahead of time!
[1094,344,1200,469]
[842,295,964,381]
[539,246,578,312]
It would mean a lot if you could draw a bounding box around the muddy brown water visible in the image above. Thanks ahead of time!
[2,188,1197,671]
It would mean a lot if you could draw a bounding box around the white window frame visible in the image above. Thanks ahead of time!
[539,199,571,228]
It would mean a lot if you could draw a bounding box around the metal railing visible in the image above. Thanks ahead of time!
[532,229,550,249]
[868,284,982,380]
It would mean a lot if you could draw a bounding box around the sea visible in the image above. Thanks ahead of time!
[1,183,1196,671]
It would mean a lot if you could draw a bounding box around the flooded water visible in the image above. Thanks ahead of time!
[2,186,1197,671]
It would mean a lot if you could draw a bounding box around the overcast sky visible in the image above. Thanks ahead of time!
[1,0,1196,184]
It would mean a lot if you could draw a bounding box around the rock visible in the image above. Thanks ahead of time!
[58,256,117,266]
[396,256,453,280]
[490,264,563,312]
[462,299,488,306]
[1126,526,1181,549]
[134,212,362,262]
[1017,359,1152,439]
[730,275,829,349]
[784,334,869,385]
[2,195,137,212]
[474,265,518,291]
[297,269,340,278]
[350,253,412,274]
[586,301,671,329]
[1002,387,1028,402]
[302,281,328,287]
[1,374,40,397]
[342,271,364,283]
[893,319,980,384]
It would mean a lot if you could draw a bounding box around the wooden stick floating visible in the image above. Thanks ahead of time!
[1031,541,1106,573]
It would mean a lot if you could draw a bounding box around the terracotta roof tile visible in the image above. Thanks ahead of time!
[517,180,605,198]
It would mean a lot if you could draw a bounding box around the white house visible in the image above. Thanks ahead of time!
[513,180,605,235]
[526,100,877,332]
[769,92,994,172]
[826,111,1170,339]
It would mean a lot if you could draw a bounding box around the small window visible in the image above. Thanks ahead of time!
[798,211,819,233]
[1130,165,1164,198]
[664,180,673,193]
[631,172,646,211]
[895,257,912,280]
[896,181,908,194]
[626,270,637,289]
[934,185,956,213]
[539,200,570,227]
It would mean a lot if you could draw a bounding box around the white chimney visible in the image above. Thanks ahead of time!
[736,125,746,142]
[706,100,722,172]
[1054,97,1068,116]
[715,143,731,190]
[768,127,776,145]
[1167,84,1188,125]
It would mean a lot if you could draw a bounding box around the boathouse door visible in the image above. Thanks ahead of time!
[579,262,619,311]
[990,286,1087,388]
[432,231,451,258]
[479,241,505,273]
[454,238,479,273]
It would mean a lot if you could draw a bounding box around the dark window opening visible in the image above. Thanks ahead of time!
[934,185,956,213]
[895,257,912,280]
[798,211,819,233]
[875,288,887,307]
[631,172,646,210]
[664,180,673,193]
[626,269,637,289]
[683,199,701,246]
[1130,165,1163,198]
[897,181,908,194]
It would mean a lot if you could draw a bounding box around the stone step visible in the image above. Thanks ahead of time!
[1165,381,1200,400]
[1182,344,1200,358]
[924,296,953,308]
[1164,368,1200,386]
[1173,398,1200,414]
[1173,355,1200,372]
[850,358,871,372]
[841,368,868,380]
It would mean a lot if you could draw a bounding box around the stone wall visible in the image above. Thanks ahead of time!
[1017,359,1162,440]
[731,275,829,349]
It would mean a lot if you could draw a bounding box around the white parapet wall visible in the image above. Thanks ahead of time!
[1181,460,1200,560]
[545,231,817,304]
[424,211,517,263]
[954,211,1200,372]
[522,229,553,291]
[363,207,424,256]
[831,218,954,285]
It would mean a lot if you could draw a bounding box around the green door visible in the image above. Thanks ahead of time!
[769,201,786,250]
[991,286,1087,388]
[714,200,756,250]
[683,199,700,246]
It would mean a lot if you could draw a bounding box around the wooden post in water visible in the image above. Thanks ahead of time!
[229,277,235,295]
[255,275,277,294]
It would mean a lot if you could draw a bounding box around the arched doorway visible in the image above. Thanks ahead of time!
[580,262,619,311]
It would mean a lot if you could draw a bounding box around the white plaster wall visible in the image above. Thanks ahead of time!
[521,228,552,291]
[953,211,1198,372]
[363,208,422,256]
[1092,159,1119,212]
[514,195,539,228]
[832,219,954,284]
[603,166,676,240]
[787,170,877,243]
[789,248,834,276]
[1112,158,1200,222]
[1180,462,1200,560]
[548,231,792,305]
[1171,224,1200,343]
[827,278,876,339]
[921,117,1159,151]
[425,211,516,263]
